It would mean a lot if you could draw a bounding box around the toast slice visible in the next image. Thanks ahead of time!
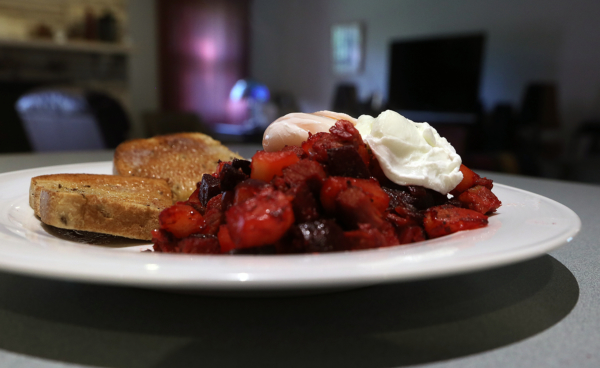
[30,174,173,240]
[113,133,243,202]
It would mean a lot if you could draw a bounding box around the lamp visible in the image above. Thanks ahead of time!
[216,79,272,139]
[229,79,270,103]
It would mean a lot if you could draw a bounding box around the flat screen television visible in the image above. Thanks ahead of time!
[387,33,485,121]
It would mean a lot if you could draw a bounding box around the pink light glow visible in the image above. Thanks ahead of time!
[193,38,219,62]
[226,99,249,124]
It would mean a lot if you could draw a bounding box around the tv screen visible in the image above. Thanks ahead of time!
[388,33,485,115]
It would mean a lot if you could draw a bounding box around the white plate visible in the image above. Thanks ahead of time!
[0,162,581,293]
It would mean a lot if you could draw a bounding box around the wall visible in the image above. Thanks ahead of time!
[127,0,159,138]
[250,0,600,130]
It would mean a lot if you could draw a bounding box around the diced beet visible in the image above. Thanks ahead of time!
[232,158,252,175]
[335,186,385,229]
[271,176,288,192]
[381,187,425,224]
[446,197,464,208]
[394,203,423,224]
[329,119,362,140]
[225,187,295,249]
[344,178,389,212]
[386,212,414,228]
[302,132,343,163]
[217,225,235,253]
[430,189,450,206]
[281,145,306,158]
[458,185,502,214]
[329,120,370,166]
[182,185,205,214]
[343,224,387,251]
[385,185,447,210]
[215,160,231,176]
[227,245,278,254]
[385,210,426,244]
[423,205,488,239]
[321,177,389,214]
[287,220,345,253]
[159,204,205,239]
[387,203,423,226]
[475,176,494,190]
[178,234,220,254]
[187,186,201,204]
[288,183,321,223]
[250,150,301,182]
[383,187,412,209]
[233,179,270,205]
[320,177,352,213]
[369,155,396,187]
[219,163,248,191]
[396,225,426,244]
[151,229,178,253]
[151,228,172,243]
[200,194,224,236]
[221,190,235,212]
[281,159,327,191]
[329,120,356,140]
[379,221,400,246]
[300,120,370,167]
[199,174,221,207]
[327,146,370,179]
[407,186,435,209]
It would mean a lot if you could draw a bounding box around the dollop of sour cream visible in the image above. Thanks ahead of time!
[262,111,357,152]
[262,109,462,194]
[356,110,462,194]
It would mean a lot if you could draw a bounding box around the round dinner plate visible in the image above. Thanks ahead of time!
[0,162,581,293]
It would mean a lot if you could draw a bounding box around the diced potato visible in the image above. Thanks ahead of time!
[250,151,300,182]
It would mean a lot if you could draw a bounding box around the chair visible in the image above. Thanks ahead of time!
[514,83,562,177]
[331,83,361,117]
[520,83,560,128]
[563,120,600,183]
[15,88,130,151]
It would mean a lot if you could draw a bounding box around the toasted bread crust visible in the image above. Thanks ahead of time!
[39,189,162,240]
[113,133,242,202]
[30,174,172,240]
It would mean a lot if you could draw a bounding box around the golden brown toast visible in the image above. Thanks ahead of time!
[30,174,173,240]
[113,133,242,202]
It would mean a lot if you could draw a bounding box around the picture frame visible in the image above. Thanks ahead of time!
[331,22,364,75]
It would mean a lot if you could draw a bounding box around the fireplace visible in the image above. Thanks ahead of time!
[0,44,129,153]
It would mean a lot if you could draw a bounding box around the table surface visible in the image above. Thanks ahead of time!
[0,148,598,368]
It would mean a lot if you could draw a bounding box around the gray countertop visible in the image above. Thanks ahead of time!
[0,149,598,368]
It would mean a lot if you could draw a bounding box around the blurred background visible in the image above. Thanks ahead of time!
[1,0,600,183]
